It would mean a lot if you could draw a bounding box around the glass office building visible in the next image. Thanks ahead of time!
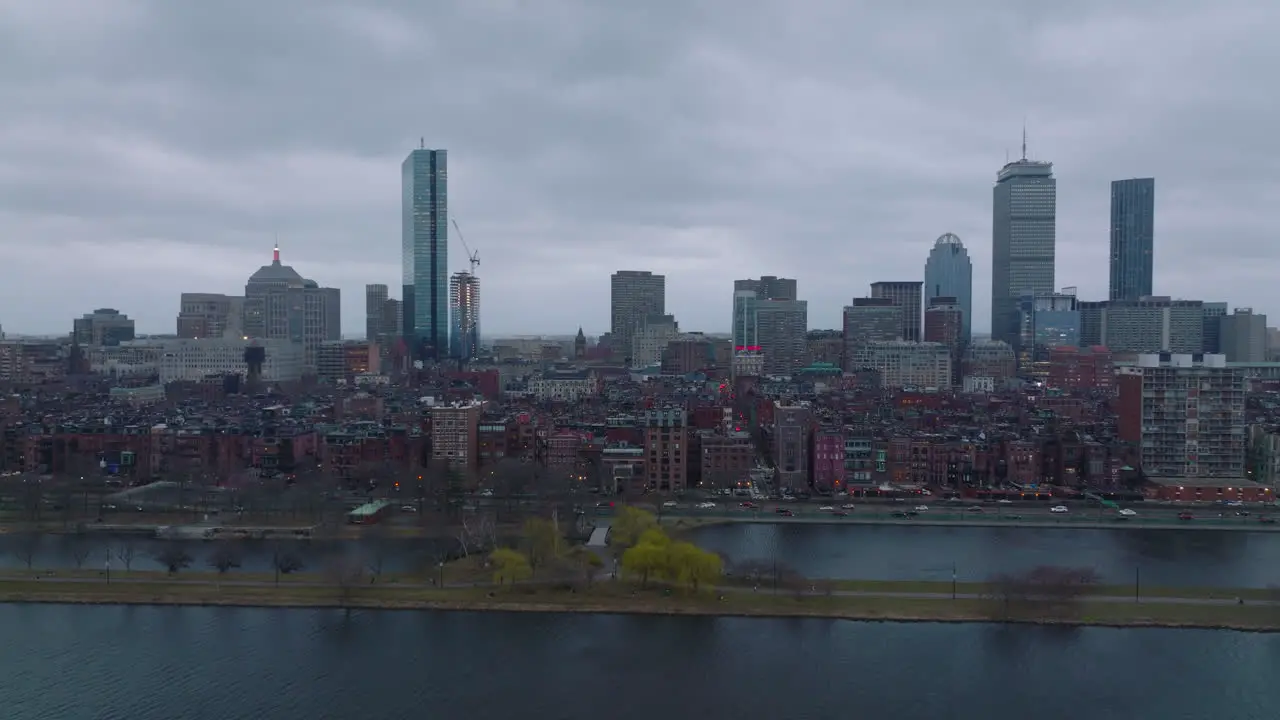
[402,147,448,360]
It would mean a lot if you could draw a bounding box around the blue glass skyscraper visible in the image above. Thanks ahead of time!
[402,147,448,359]
[1109,178,1155,301]
[924,233,973,343]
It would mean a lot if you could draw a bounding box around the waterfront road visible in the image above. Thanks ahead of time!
[4,573,1275,607]
[634,500,1280,532]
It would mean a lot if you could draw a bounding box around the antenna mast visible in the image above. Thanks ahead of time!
[1021,120,1028,161]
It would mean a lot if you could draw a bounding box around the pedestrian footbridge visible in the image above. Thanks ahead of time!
[586,522,611,548]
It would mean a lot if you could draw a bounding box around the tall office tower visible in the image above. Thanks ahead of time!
[923,233,973,343]
[1219,308,1267,363]
[177,293,243,339]
[244,246,341,371]
[402,145,448,360]
[870,281,923,342]
[1109,178,1155,301]
[365,284,389,342]
[1202,302,1228,353]
[991,138,1056,348]
[449,271,481,361]
[756,299,808,375]
[731,290,759,352]
[72,308,135,346]
[735,276,797,301]
[610,270,665,361]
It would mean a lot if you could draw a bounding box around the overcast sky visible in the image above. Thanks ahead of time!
[2,0,1277,338]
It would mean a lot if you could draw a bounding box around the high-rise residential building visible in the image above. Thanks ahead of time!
[870,281,923,342]
[756,299,808,376]
[1118,353,1245,480]
[610,270,665,360]
[72,308,135,347]
[243,246,341,372]
[731,277,796,377]
[924,233,973,343]
[773,401,811,492]
[991,144,1056,348]
[177,293,243,340]
[642,408,689,493]
[365,284,389,342]
[449,271,481,361]
[430,400,482,470]
[402,146,448,359]
[1219,308,1267,363]
[1109,178,1155,301]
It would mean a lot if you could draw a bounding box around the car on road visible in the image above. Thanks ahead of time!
[914,505,929,512]
[1260,516,1276,524]
[832,510,849,517]
[966,506,984,513]
[400,505,417,513]
[1178,511,1194,521]
[596,501,614,508]
[1226,500,1244,507]
[891,511,910,518]
[841,503,856,510]
[479,489,494,498]
[818,505,835,512]
[997,499,1013,505]
[740,501,757,509]
[778,509,794,517]
[696,502,716,510]
[1118,508,1137,517]
[662,501,678,508]
[1050,505,1070,514]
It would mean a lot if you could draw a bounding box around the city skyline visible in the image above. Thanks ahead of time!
[2,2,1278,336]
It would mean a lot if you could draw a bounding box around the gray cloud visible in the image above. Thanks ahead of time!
[1,0,1277,337]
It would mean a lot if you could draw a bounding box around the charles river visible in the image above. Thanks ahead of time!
[5,523,1280,719]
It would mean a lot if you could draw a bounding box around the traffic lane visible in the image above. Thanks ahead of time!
[661,502,1267,523]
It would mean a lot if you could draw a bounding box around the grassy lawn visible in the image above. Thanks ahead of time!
[1,575,1277,630]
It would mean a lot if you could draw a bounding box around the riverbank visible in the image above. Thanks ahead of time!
[4,577,1278,632]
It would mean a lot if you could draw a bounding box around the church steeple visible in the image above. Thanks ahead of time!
[574,327,586,359]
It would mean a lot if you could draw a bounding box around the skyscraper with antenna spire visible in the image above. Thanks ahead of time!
[990,128,1056,351]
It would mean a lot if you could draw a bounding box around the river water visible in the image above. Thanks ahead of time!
[3,604,1278,720]
[5,523,1280,588]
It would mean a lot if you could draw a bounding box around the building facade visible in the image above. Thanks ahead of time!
[756,299,808,376]
[365,284,389,342]
[1109,178,1155,301]
[610,270,665,361]
[643,407,689,493]
[1117,353,1245,480]
[773,401,811,491]
[991,153,1056,348]
[1219,308,1267,363]
[847,341,952,389]
[402,147,449,359]
[870,281,924,342]
[449,271,481,361]
[923,233,973,343]
[73,308,135,347]
[177,294,244,340]
[430,400,481,469]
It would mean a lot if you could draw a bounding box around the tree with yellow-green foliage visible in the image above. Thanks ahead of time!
[568,545,605,586]
[610,506,657,549]
[619,527,722,591]
[490,547,532,587]
[522,517,560,577]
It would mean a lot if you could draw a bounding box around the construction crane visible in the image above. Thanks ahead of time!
[450,218,479,275]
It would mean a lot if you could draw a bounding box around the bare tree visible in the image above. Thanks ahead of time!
[325,556,367,611]
[154,544,193,575]
[11,531,40,571]
[271,542,306,586]
[363,522,391,581]
[66,532,92,569]
[115,540,137,572]
[207,543,244,576]
[985,566,1100,620]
